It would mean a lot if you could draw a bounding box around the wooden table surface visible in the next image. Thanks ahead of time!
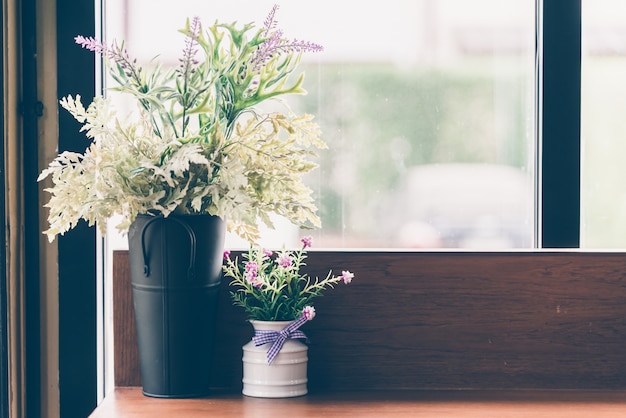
[90,387,626,418]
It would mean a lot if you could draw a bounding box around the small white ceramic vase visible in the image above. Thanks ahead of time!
[242,320,308,398]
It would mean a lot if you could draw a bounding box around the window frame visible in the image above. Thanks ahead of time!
[0,3,8,418]
[539,0,581,248]
[22,0,42,416]
[48,0,582,414]
[55,1,98,417]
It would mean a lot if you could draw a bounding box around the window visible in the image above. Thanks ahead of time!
[51,0,588,414]
[96,0,581,392]
[103,1,537,250]
[581,0,626,248]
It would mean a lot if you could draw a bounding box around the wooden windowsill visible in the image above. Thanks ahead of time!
[105,252,626,417]
[90,387,626,417]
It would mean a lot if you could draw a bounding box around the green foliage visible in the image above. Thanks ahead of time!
[39,11,324,243]
[223,242,352,321]
[298,63,530,238]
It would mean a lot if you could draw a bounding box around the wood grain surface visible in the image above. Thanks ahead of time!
[113,250,626,391]
[90,387,626,418]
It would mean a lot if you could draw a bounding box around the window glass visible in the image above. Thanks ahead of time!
[581,0,626,248]
[104,0,535,249]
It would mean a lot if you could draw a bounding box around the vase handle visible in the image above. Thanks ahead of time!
[139,216,197,281]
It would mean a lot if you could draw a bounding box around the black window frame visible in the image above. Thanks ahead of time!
[55,1,98,417]
[42,0,582,415]
[539,0,581,248]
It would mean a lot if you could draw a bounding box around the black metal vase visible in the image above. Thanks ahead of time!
[127,214,225,398]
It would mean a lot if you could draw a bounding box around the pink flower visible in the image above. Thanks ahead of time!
[341,270,354,284]
[244,263,264,288]
[263,248,273,257]
[74,35,108,54]
[244,261,260,285]
[251,276,264,288]
[302,306,316,321]
[245,268,258,284]
[300,236,313,249]
[245,261,258,273]
[223,250,231,260]
[276,253,292,269]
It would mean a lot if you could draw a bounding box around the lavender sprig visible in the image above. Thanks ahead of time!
[262,4,280,37]
[75,35,143,86]
[251,34,323,71]
[177,17,202,136]
[249,4,323,72]
[178,16,201,80]
[75,35,167,138]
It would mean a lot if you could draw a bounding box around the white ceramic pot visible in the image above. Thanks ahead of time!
[242,320,308,398]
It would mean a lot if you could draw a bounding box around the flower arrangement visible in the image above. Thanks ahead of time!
[38,5,324,243]
[223,236,354,321]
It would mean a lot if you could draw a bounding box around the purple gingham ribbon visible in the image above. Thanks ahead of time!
[253,315,309,365]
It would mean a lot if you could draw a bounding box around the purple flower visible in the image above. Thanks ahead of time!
[245,269,257,283]
[341,270,354,284]
[244,262,261,287]
[245,261,258,274]
[178,16,201,80]
[75,35,143,85]
[262,4,280,36]
[75,35,107,54]
[263,248,273,258]
[248,273,264,288]
[300,236,313,249]
[223,250,231,260]
[302,306,316,321]
[276,253,292,269]
[249,6,323,72]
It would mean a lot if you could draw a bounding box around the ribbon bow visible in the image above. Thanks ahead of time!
[253,315,309,365]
